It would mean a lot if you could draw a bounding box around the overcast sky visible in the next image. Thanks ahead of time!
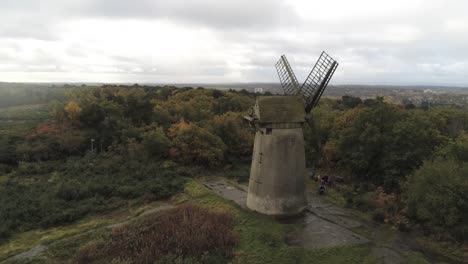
[1,0,468,85]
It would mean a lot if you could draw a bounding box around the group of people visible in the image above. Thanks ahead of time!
[314,174,333,186]
[314,174,333,195]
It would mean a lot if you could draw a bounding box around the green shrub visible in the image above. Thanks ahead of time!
[224,164,250,182]
[141,126,171,159]
[0,163,12,174]
[55,180,91,201]
[353,192,375,211]
[0,154,186,236]
[372,209,385,223]
[16,161,58,175]
[407,159,468,241]
[0,223,10,240]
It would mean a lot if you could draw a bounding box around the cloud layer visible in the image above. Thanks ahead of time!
[1,0,467,85]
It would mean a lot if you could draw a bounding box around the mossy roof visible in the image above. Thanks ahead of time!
[256,96,305,123]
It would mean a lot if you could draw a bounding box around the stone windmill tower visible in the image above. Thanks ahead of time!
[245,52,338,216]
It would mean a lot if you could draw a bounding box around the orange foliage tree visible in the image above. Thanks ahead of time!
[64,101,82,124]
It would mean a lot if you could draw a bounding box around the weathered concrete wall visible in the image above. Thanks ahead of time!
[247,127,307,216]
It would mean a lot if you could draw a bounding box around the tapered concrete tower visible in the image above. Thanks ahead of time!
[246,96,307,215]
[246,52,338,216]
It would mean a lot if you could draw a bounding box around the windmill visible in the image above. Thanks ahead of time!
[246,51,338,216]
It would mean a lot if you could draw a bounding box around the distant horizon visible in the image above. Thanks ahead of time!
[1,81,468,89]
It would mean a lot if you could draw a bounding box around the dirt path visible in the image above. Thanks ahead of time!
[8,245,47,261]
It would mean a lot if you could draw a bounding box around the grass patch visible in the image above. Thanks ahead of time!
[0,104,49,137]
[0,104,49,121]
[415,236,466,263]
[404,251,431,264]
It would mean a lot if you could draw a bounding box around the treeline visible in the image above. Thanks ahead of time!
[1,86,255,167]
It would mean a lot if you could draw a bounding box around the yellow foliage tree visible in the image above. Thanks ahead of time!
[64,101,82,123]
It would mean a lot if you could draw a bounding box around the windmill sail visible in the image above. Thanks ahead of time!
[275,55,300,95]
[300,52,338,113]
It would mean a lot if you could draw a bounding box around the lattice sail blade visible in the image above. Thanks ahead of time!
[275,55,300,95]
[300,52,338,113]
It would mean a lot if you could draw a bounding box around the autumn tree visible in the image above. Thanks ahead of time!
[209,112,253,160]
[64,101,82,124]
[169,121,226,167]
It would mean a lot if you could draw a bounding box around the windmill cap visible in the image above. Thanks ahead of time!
[255,96,305,124]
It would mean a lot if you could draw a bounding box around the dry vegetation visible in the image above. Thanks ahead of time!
[75,204,238,264]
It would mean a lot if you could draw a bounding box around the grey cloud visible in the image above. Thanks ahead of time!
[79,0,298,30]
[1,0,298,40]
[0,23,58,41]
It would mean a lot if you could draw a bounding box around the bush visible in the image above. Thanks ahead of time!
[407,159,468,241]
[0,223,10,240]
[141,126,171,159]
[75,204,238,264]
[16,161,58,175]
[353,192,376,211]
[55,180,91,201]
[0,163,12,174]
[224,164,250,182]
[372,209,386,223]
[75,240,107,264]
